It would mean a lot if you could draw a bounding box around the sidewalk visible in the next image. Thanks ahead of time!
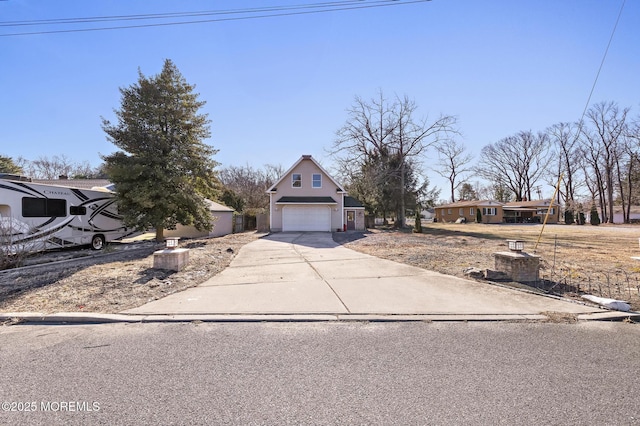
[4,232,637,324]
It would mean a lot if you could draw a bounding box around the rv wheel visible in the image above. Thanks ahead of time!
[91,234,106,250]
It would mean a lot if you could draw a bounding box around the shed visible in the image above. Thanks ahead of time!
[165,200,234,238]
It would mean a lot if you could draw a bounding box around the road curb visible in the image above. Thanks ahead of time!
[2,311,638,325]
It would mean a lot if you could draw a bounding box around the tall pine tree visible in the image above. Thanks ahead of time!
[102,59,219,242]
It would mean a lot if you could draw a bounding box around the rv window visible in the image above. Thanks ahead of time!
[70,206,87,215]
[22,198,67,217]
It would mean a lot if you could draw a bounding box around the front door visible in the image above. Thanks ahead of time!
[347,210,355,230]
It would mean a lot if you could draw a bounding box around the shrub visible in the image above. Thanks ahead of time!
[564,210,574,225]
[0,220,30,270]
[590,205,601,225]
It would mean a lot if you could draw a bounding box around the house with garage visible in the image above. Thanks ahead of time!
[267,155,365,232]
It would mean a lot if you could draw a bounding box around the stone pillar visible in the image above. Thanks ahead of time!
[493,251,540,282]
[153,248,190,272]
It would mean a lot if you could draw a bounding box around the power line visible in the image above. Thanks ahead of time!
[578,0,626,122]
[0,1,365,26]
[0,0,432,37]
[570,0,626,144]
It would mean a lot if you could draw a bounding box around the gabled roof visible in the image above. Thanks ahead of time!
[436,200,504,209]
[344,196,364,208]
[205,199,235,212]
[266,155,345,193]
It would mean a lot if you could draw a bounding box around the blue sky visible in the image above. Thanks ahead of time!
[1,0,638,195]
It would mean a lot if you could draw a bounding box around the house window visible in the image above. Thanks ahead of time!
[447,208,452,215]
[537,208,555,215]
[482,207,497,216]
[459,208,464,216]
[312,174,322,188]
[292,173,301,188]
[470,208,475,215]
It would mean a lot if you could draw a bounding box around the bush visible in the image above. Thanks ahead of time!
[564,210,574,225]
[590,205,601,225]
[0,220,30,270]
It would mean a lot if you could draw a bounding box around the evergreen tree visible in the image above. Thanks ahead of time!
[457,182,477,201]
[102,59,219,242]
[564,210,575,225]
[590,204,601,225]
[0,155,22,175]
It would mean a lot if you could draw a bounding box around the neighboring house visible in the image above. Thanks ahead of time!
[434,199,560,224]
[420,208,435,221]
[503,200,560,224]
[435,200,504,224]
[267,155,365,232]
[165,200,234,238]
[597,206,640,223]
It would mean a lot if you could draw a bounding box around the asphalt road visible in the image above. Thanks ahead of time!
[1,322,639,425]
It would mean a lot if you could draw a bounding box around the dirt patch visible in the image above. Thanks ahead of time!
[0,232,263,314]
[336,223,640,311]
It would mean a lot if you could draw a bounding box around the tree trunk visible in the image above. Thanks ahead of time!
[155,226,164,243]
[450,179,455,203]
[606,164,615,223]
[398,160,406,228]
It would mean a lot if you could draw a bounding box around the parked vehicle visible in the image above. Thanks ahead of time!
[0,175,134,253]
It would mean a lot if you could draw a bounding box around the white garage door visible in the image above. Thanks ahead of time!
[282,205,331,232]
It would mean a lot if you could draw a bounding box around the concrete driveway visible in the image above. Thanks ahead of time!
[124,232,605,319]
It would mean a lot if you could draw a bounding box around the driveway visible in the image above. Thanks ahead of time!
[124,232,605,318]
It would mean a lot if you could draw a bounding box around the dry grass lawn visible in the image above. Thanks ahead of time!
[341,222,640,311]
[2,223,640,315]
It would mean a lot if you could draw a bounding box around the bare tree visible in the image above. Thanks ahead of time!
[583,101,629,223]
[476,131,551,201]
[580,129,608,221]
[546,122,584,220]
[434,139,474,202]
[616,129,638,223]
[17,155,103,179]
[333,91,457,226]
[219,164,283,212]
[625,115,640,207]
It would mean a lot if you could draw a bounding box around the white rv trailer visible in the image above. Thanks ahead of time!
[0,176,134,253]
